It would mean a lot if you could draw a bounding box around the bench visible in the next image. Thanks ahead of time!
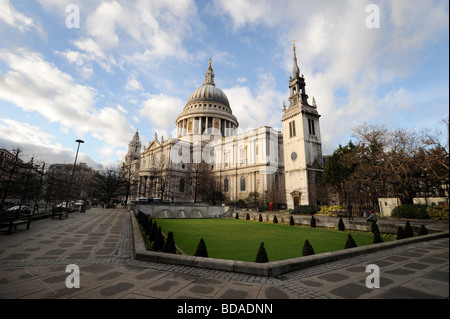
[52,206,69,220]
[0,212,32,235]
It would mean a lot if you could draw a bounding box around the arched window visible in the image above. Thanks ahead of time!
[240,176,246,191]
[179,179,185,192]
[224,177,229,192]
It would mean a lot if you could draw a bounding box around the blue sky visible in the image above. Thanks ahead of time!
[0,0,448,169]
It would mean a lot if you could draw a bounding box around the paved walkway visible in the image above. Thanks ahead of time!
[0,207,448,299]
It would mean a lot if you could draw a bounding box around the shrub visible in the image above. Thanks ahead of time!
[273,215,278,224]
[235,212,239,219]
[310,215,316,228]
[258,214,263,222]
[373,229,383,244]
[289,215,295,226]
[302,239,315,256]
[145,217,153,236]
[237,199,247,208]
[152,227,165,251]
[338,217,345,231]
[418,224,428,236]
[245,213,250,220]
[255,241,269,263]
[396,226,407,240]
[391,204,429,219]
[404,221,414,238]
[344,234,357,249]
[291,205,321,215]
[149,221,158,242]
[162,232,176,254]
[194,238,208,257]
[318,205,343,216]
[427,205,449,221]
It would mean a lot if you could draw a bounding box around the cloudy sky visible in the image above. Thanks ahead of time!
[0,0,448,169]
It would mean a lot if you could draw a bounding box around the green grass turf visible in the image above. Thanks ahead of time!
[154,218,389,262]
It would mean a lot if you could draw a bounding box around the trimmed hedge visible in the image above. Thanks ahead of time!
[391,204,429,219]
[291,205,321,215]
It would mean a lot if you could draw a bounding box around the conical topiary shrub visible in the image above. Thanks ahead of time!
[302,239,315,256]
[396,226,406,240]
[373,229,383,244]
[273,215,278,224]
[418,224,428,236]
[310,215,316,228]
[344,234,357,249]
[194,238,208,257]
[162,231,176,254]
[255,241,269,263]
[145,217,153,236]
[235,212,239,219]
[246,213,250,220]
[152,227,165,251]
[405,221,414,238]
[289,215,295,226]
[338,217,345,231]
[258,214,263,222]
[148,220,158,241]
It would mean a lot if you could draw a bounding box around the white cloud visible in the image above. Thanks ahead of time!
[0,118,98,167]
[214,0,449,155]
[0,0,34,32]
[125,74,143,91]
[225,73,285,132]
[139,94,184,134]
[0,48,135,155]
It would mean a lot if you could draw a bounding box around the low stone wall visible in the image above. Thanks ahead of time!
[129,210,449,277]
[129,202,233,219]
[235,211,447,234]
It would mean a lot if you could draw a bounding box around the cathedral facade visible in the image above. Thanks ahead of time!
[124,45,324,209]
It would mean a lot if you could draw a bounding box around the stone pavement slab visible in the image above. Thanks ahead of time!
[0,207,448,301]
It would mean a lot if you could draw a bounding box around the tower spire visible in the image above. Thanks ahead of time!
[292,40,300,78]
[204,58,215,86]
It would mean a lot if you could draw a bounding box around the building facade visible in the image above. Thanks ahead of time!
[123,45,324,208]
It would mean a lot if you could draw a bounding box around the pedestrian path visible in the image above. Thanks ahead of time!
[0,207,448,299]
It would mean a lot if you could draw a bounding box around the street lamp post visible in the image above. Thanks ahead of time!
[70,139,84,200]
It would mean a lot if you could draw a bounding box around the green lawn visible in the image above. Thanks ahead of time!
[154,218,388,262]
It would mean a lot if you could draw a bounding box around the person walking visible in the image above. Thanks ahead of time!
[347,202,353,220]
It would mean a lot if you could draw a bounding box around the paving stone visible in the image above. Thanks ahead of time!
[328,283,372,299]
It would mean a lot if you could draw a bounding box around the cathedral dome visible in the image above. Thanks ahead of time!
[187,84,230,108]
[176,60,238,138]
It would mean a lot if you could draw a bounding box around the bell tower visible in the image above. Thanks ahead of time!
[125,129,142,164]
[281,42,324,208]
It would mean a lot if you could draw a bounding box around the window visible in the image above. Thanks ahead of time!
[308,119,316,135]
[224,177,229,192]
[289,120,296,138]
[240,176,246,191]
[179,179,185,192]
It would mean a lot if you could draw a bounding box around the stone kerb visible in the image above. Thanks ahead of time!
[129,210,449,277]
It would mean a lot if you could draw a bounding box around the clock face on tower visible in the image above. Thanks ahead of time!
[291,152,297,161]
